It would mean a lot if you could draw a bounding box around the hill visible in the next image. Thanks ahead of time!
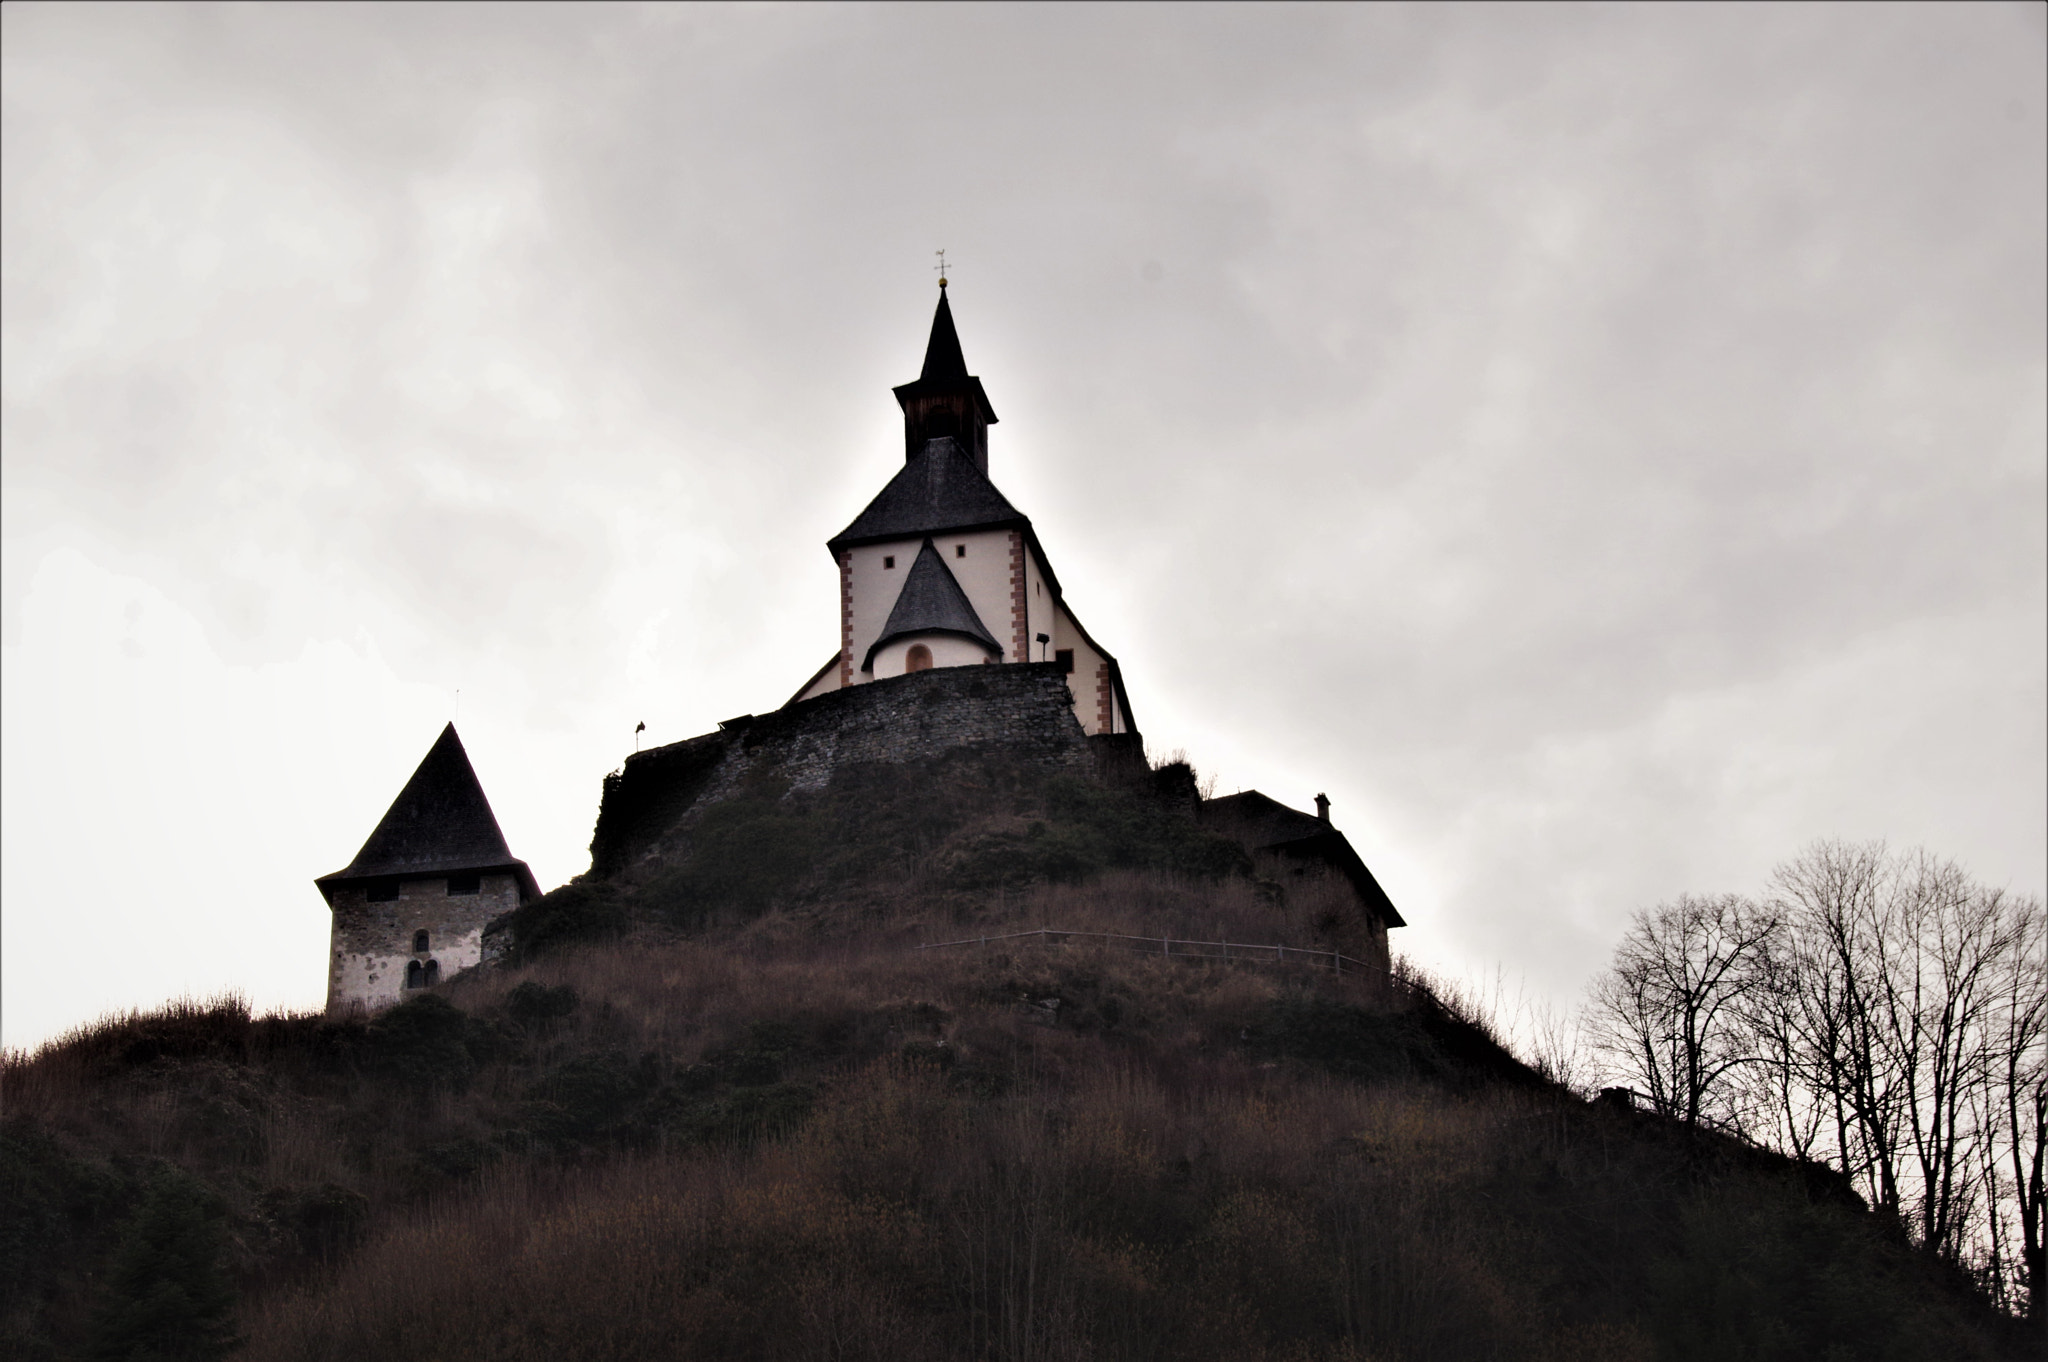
[4,754,2031,1360]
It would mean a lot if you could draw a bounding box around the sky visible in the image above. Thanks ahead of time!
[3,3,2043,1051]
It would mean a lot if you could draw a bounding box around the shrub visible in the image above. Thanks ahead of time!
[506,881,629,961]
[84,1169,241,1362]
[503,982,580,1031]
[360,995,478,1090]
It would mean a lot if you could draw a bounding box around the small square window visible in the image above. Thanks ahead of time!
[447,874,480,896]
[883,556,895,569]
[955,544,966,558]
[1055,649,1074,674]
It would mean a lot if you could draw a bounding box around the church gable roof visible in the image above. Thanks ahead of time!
[316,724,538,901]
[863,539,1003,670]
[828,436,1027,554]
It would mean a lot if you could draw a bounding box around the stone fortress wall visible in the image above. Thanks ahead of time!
[590,662,1133,882]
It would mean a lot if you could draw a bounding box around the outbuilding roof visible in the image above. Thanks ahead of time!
[315,723,540,904]
[1199,791,1406,928]
[862,538,1004,671]
[828,435,1027,555]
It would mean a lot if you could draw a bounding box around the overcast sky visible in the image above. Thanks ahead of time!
[4,3,2042,1050]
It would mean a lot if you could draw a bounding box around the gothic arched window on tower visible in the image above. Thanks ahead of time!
[405,960,424,990]
[424,960,440,987]
[905,644,933,673]
[413,930,429,954]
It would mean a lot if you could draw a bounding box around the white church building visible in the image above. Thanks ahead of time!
[787,284,1134,739]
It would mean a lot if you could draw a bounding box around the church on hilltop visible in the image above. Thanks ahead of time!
[786,282,1132,740]
[316,280,1403,1013]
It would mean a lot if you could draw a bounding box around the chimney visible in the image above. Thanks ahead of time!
[1314,793,1330,823]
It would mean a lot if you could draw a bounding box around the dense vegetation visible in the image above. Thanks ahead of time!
[3,756,2031,1359]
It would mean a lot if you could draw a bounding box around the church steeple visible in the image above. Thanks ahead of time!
[892,283,998,473]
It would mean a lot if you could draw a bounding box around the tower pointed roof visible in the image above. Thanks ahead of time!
[919,287,971,381]
[892,287,997,439]
[862,538,1004,671]
[315,724,539,903]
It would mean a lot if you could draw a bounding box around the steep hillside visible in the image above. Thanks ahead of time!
[4,756,2030,1360]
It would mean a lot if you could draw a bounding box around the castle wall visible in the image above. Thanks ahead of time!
[591,662,1101,881]
[325,872,521,1016]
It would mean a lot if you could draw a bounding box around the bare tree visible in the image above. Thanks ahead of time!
[1986,893,2045,1320]
[1586,893,1780,1126]
[1585,842,2046,1315]
[1771,841,1910,1216]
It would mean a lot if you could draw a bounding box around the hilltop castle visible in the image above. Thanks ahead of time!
[317,285,1401,1014]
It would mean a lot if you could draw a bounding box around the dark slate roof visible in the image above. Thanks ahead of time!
[828,436,1027,554]
[315,724,539,903]
[1201,791,1327,848]
[920,287,970,380]
[891,289,998,424]
[862,539,1003,670]
[1199,791,1406,928]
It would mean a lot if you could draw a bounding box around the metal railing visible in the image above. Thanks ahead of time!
[916,927,1376,975]
[1596,1085,1748,1138]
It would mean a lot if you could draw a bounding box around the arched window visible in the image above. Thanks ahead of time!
[405,960,424,990]
[413,930,430,954]
[905,644,933,673]
[423,960,440,987]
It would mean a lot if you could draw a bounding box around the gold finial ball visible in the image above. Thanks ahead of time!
[938,276,947,287]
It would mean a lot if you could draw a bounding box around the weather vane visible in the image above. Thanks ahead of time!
[934,248,951,288]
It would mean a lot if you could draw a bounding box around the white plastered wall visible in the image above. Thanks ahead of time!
[846,529,1014,682]
[819,529,1126,735]
[796,659,841,702]
[1023,541,1122,737]
[868,633,997,678]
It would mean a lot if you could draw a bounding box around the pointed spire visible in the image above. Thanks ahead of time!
[315,723,538,901]
[894,283,997,471]
[919,287,971,382]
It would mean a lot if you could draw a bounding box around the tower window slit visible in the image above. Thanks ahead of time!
[413,930,430,953]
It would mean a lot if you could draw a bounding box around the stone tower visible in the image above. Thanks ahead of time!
[314,724,538,1016]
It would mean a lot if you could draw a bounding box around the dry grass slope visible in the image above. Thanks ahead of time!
[5,891,2027,1360]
